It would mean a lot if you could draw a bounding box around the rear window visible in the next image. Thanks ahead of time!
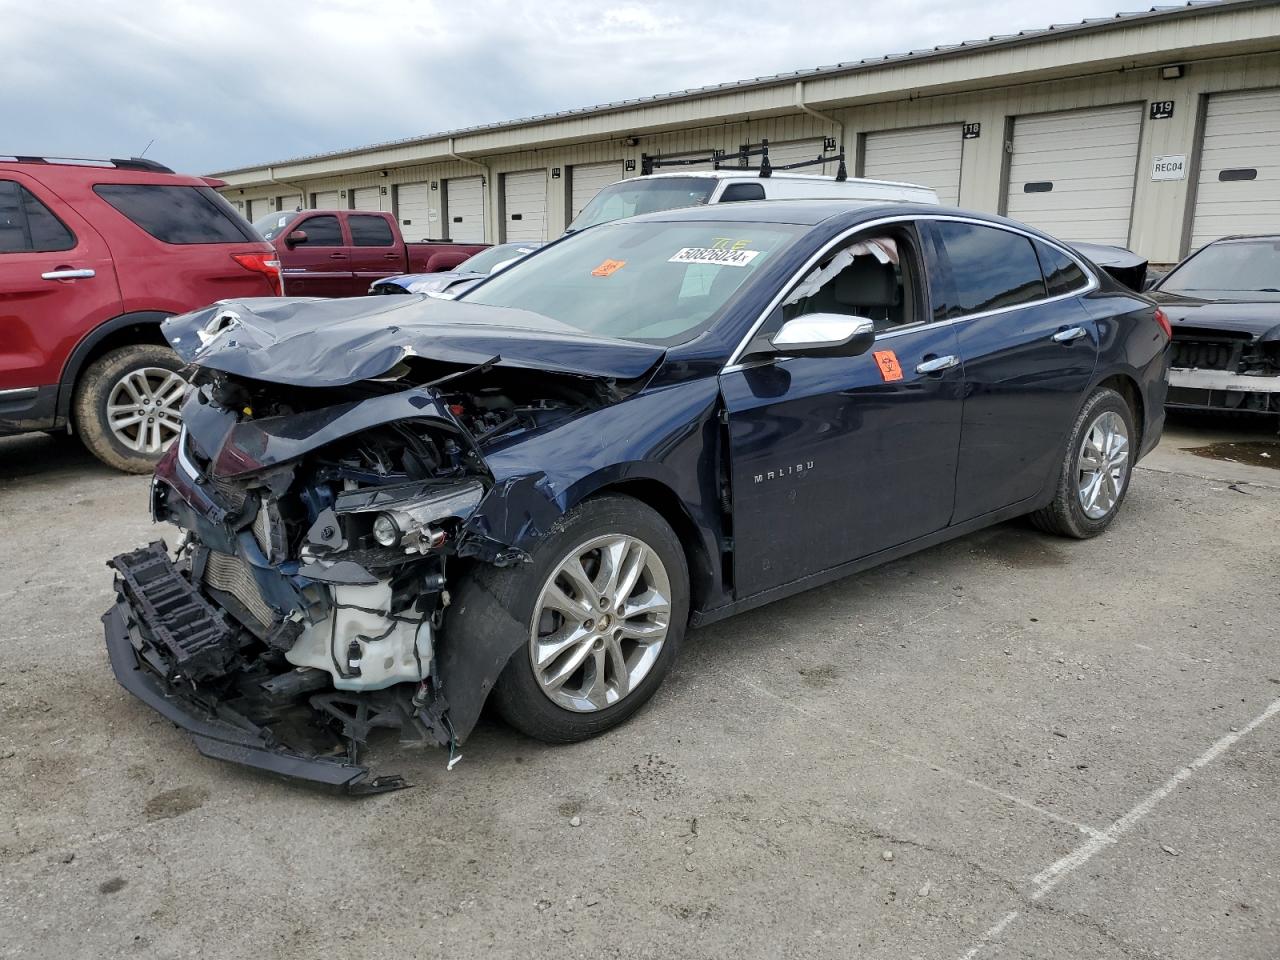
[93,184,258,244]
[0,180,75,253]
[349,214,395,247]
[932,221,1047,318]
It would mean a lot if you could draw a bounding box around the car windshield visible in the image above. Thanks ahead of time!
[1160,239,1280,296]
[462,219,803,344]
[567,177,717,232]
[456,243,540,275]
[253,212,296,241]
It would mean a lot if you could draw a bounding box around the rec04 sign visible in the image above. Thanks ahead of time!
[1151,155,1187,181]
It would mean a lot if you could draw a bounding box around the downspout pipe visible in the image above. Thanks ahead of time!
[794,81,848,180]
[267,166,310,211]
[447,137,493,241]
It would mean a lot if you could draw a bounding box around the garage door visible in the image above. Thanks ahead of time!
[1189,89,1280,250]
[503,169,548,241]
[246,198,270,220]
[351,187,382,211]
[1004,104,1143,245]
[767,138,837,176]
[312,190,339,210]
[277,194,300,213]
[570,162,623,220]
[397,182,433,241]
[444,177,485,242]
[863,125,962,205]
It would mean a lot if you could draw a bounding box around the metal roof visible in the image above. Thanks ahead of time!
[211,1,1243,176]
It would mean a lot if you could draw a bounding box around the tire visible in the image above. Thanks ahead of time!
[1030,387,1136,539]
[489,494,690,743]
[73,344,187,474]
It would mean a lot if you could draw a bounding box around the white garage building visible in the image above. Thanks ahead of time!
[215,1,1280,264]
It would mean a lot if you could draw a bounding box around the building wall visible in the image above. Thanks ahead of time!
[222,46,1280,263]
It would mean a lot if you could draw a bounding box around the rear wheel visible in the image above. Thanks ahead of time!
[490,495,689,743]
[73,344,186,473]
[1030,387,1135,539]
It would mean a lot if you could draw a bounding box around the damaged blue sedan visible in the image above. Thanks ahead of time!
[104,201,1169,791]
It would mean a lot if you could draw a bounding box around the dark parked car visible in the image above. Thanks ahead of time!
[0,156,282,472]
[369,241,544,297]
[1147,235,1280,417]
[104,201,1168,791]
[253,209,487,298]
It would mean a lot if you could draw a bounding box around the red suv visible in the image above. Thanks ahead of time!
[0,156,281,472]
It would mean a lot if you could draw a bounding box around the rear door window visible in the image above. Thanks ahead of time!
[931,221,1047,317]
[349,214,395,246]
[93,184,257,244]
[294,215,344,246]
[1034,241,1089,297]
[0,179,76,253]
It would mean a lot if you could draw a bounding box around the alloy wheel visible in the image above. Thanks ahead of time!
[1076,410,1129,520]
[529,534,672,713]
[106,367,185,454]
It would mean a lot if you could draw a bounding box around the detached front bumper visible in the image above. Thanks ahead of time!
[102,546,408,794]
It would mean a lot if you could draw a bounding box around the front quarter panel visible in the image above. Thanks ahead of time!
[477,376,726,599]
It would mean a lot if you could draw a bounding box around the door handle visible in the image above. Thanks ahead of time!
[1052,326,1088,343]
[328,253,348,260]
[915,354,960,375]
[382,253,399,260]
[42,268,95,280]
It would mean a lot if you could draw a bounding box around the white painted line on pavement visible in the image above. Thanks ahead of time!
[958,694,1280,958]
[737,674,1106,838]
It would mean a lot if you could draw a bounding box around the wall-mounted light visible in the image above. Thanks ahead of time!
[1161,64,1185,80]
[623,136,639,147]
[379,169,389,177]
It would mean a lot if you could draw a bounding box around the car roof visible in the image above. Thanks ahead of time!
[639,170,923,189]
[1207,234,1280,243]
[621,198,966,227]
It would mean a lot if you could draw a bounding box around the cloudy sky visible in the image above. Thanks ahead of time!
[3,0,1132,174]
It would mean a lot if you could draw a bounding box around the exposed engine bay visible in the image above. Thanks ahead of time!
[105,318,636,792]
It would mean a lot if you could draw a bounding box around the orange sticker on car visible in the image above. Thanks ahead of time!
[873,350,903,382]
[591,259,626,277]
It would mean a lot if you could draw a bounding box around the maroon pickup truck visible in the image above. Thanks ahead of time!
[252,209,486,298]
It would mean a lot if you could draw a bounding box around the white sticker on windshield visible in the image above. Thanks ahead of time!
[669,247,761,267]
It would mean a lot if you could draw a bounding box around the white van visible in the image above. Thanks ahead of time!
[567,170,939,233]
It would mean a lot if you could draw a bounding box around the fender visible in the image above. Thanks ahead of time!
[56,310,172,422]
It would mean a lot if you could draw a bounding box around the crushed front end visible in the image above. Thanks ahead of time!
[104,365,578,791]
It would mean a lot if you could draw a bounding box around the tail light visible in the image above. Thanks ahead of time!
[231,252,282,295]
[1153,307,1172,340]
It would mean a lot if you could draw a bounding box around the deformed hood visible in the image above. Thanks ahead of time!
[1149,291,1280,339]
[164,296,666,387]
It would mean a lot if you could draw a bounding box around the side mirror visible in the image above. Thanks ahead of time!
[284,229,308,248]
[763,314,877,359]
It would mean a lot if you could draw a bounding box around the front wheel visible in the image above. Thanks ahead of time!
[490,495,689,743]
[1030,387,1136,539]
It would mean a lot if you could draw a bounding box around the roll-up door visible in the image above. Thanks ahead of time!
[396,182,434,241]
[312,190,340,209]
[1189,89,1280,250]
[277,195,300,213]
[863,125,963,205]
[767,138,837,176]
[246,198,270,220]
[1004,104,1143,245]
[503,169,548,241]
[570,162,623,220]
[443,176,485,242]
[351,187,382,211]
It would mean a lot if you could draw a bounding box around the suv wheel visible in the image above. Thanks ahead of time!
[73,345,186,473]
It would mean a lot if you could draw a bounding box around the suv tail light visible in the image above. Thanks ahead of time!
[231,252,282,295]
[1153,307,1172,340]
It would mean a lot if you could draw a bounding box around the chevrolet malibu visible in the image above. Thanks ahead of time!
[104,201,1169,792]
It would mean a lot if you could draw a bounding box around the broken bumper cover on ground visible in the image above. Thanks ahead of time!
[102,550,409,794]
